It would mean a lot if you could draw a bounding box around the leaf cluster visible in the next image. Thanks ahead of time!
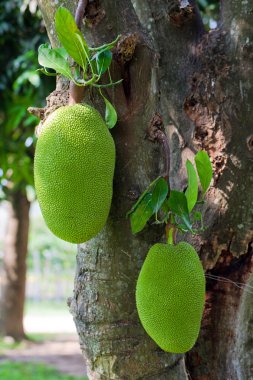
[0,1,54,199]
[127,151,213,236]
[38,7,121,129]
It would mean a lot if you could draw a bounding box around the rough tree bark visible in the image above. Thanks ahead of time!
[0,190,30,340]
[39,0,253,379]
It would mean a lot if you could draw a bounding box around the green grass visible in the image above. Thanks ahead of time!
[0,333,77,354]
[0,334,53,352]
[0,361,88,380]
[0,340,22,352]
[26,333,68,342]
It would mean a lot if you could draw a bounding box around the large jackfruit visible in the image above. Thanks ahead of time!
[34,104,115,243]
[136,242,205,353]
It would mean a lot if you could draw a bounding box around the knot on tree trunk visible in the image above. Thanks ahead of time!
[147,113,165,142]
[168,0,195,27]
[27,85,69,137]
[84,0,105,28]
[116,33,139,64]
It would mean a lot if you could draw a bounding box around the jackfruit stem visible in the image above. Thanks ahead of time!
[68,0,88,105]
[69,82,85,105]
[166,214,177,245]
[166,224,177,245]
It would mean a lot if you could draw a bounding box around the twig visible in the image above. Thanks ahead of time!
[27,107,44,120]
[75,0,88,29]
[165,222,177,245]
[69,0,88,105]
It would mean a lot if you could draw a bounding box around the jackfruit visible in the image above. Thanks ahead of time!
[136,242,205,353]
[34,104,115,243]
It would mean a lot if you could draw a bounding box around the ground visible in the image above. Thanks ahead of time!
[0,304,87,378]
[0,334,86,377]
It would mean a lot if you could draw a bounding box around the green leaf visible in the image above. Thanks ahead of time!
[195,150,213,196]
[89,35,121,52]
[4,94,34,132]
[23,115,39,127]
[73,66,80,80]
[53,47,69,60]
[128,178,169,234]
[161,199,170,214]
[127,177,161,217]
[92,79,123,88]
[151,178,169,214]
[94,50,112,76]
[185,159,198,212]
[75,32,90,70]
[130,193,154,234]
[193,211,204,231]
[167,190,192,231]
[55,7,89,70]
[37,68,57,76]
[5,107,26,132]
[99,91,117,129]
[38,44,73,80]
[193,211,202,221]
[89,59,97,75]
[13,70,40,91]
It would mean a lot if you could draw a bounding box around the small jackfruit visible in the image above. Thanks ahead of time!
[136,242,205,353]
[34,104,115,243]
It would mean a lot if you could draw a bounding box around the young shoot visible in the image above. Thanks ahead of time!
[127,150,213,243]
[37,7,122,129]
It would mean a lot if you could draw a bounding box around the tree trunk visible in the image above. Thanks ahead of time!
[39,0,253,378]
[0,190,30,340]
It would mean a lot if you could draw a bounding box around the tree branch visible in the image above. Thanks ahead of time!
[75,0,88,29]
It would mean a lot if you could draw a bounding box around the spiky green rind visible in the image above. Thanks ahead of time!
[34,104,115,243]
[136,242,205,353]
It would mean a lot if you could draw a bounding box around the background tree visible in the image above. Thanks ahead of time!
[37,0,253,378]
[0,0,53,340]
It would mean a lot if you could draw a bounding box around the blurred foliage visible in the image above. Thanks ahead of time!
[0,0,54,199]
[197,0,220,30]
[0,361,87,380]
[28,203,76,271]
[24,203,76,301]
